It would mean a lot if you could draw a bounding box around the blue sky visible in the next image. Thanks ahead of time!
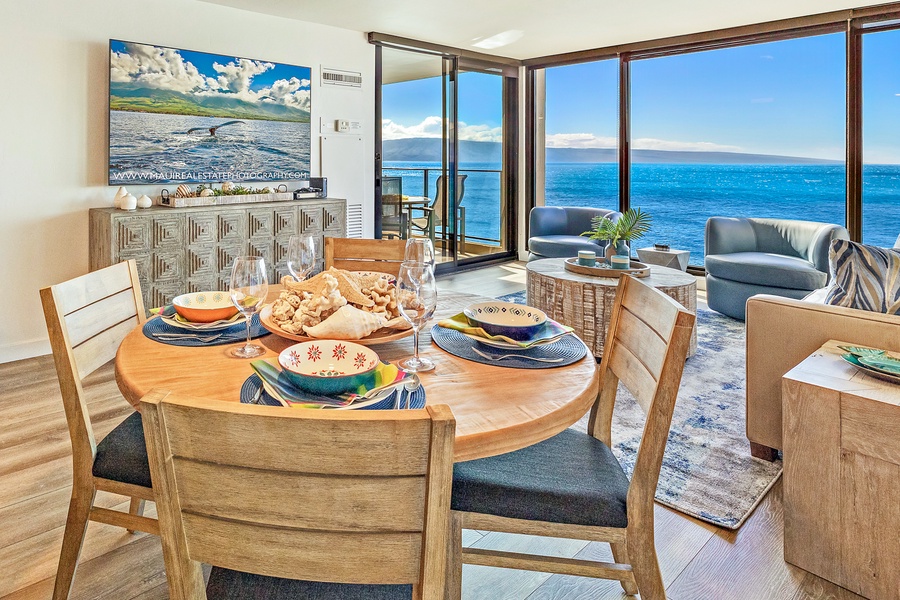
[383,30,900,163]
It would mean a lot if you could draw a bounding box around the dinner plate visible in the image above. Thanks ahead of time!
[259,304,413,345]
[460,330,570,351]
[159,312,245,332]
[840,353,900,385]
[240,374,426,410]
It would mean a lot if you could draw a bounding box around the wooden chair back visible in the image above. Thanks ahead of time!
[142,391,455,600]
[39,260,146,470]
[588,275,695,522]
[324,237,407,277]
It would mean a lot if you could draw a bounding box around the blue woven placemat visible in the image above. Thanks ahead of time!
[239,374,425,410]
[142,314,269,347]
[430,325,587,368]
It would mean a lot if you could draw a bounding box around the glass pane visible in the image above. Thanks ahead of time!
[458,70,505,259]
[862,28,900,248]
[380,48,451,262]
[543,60,618,210]
[630,34,846,266]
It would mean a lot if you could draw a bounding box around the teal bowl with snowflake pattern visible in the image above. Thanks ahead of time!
[278,340,379,395]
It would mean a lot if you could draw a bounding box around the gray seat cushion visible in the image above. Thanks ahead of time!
[91,411,152,489]
[451,428,630,528]
[705,252,827,291]
[528,236,604,259]
[206,569,412,599]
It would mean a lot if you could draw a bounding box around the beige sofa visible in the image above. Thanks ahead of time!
[745,293,900,459]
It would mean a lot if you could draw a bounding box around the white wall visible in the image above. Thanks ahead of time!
[0,0,374,363]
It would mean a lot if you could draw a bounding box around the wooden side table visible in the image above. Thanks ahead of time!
[782,340,900,600]
[525,258,697,358]
[636,247,690,271]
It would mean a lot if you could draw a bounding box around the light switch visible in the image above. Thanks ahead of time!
[336,119,350,132]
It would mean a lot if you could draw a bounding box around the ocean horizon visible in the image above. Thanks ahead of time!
[384,161,900,265]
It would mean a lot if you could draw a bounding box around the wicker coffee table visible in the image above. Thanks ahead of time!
[526,258,697,358]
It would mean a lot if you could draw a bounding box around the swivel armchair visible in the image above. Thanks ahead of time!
[705,217,848,320]
[527,206,622,262]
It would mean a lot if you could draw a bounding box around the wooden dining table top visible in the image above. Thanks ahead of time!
[115,289,599,462]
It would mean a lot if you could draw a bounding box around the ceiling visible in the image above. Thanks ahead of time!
[202,0,881,60]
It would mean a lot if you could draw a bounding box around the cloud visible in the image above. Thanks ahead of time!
[546,133,616,148]
[632,137,742,152]
[761,54,775,60]
[382,117,502,142]
[111,43,309,113]
[751,97,775,103]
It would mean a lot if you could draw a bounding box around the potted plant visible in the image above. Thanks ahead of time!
[582,208,652,260]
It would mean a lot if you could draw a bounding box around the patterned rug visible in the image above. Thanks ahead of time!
[497,290,782,529]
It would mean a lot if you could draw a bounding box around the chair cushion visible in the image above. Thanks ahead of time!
[825,239,900,314]
[704,252,827,291]
[91,411,152,489]
[451,428,630,528]
[206,568,412,600]
[528,235,604,259]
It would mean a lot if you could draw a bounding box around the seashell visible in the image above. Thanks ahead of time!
[303,304,387,340]
[260,187,272,194]
[136,194,152,209]
[175,184,192,198]
[199,188,214,197]
[120,193,138,211]
[220,181,234,192]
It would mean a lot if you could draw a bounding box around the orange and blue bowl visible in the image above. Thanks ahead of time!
[172,291,239,323]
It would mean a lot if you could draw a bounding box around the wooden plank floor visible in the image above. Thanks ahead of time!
[0,262,863,599]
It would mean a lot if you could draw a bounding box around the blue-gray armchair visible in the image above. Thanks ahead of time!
[527,206,622,262]
[705,217,849,320]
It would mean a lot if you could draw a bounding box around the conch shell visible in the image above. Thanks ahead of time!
[221,181,234,192]
[303,304,387,340]
[199,188,214,197]
[175,184,192,198]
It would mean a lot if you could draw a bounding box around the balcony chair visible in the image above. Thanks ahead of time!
[39,259,158,600]
[447,275,696,600]
[410,174,467,248]
[324,236,407,277]
[527,206,622,261]
[141,390,455,600]
[381,175,408,240]
[705,217,849,320]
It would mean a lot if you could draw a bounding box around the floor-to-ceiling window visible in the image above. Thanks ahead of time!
[862,26,900,248]
[543,60,618,211]
[629,34,846,266]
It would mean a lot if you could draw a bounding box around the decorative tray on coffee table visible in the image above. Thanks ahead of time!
[563,257,651,278]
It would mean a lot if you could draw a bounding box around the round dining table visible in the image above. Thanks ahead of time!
[115,289,599,462]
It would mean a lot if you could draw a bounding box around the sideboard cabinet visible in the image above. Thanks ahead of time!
[90,199,346,309]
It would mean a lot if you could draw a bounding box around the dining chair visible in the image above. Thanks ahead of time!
[410,174,467,247]
[39,259,157,600]
[140,390,456,600]
[447,275,696,600]
[324,236,407,277]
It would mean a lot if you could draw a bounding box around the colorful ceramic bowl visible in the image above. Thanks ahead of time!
[278,340,380,395]
[463,301,547,341]
[172,291,239,323]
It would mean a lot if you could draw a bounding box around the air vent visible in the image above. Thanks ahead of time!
[321,67,363,88]
[346,204,363,238]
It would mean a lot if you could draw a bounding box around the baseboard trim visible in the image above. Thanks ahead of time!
[1,338,51,364]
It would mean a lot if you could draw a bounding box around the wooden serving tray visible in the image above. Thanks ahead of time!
[259,304,414,345]
[563,257,651,278]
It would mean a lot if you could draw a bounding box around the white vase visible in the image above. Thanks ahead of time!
[120,193,138,211]
[136,194,153,209]
[113,186,128,209]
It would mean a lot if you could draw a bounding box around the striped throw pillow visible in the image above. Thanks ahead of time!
[825,239,900,313]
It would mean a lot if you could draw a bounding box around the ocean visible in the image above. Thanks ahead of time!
[384,161,900,265]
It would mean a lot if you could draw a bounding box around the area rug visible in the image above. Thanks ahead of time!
[496,290,782,529]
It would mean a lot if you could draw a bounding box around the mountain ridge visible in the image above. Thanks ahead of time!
[383,138,841,165]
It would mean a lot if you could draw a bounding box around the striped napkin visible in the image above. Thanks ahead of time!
[437,313,573,348]
[250,360,407,409]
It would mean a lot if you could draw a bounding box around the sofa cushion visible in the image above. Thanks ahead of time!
[528,235,603,259]
[705,252,827,291]
[825,240,900,314]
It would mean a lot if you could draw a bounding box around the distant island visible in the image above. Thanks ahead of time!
[383,138,842,165]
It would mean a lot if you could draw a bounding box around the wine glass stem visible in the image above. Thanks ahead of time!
[244,316,253,350]
[412,326,420,363]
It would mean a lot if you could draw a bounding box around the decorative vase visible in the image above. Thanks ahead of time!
[113,186,128,209]
[136,194,152,209]
[615,240,630,257]
[119,193,137,211]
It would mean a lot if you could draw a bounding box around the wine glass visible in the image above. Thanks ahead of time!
[405,238,436,270]
[286,234,319,281]
[229,256,269,359]
[397,261,437,372]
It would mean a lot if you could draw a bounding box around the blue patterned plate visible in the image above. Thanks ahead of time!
[837,345,886,358]
[840,353,900,385]
[858,354,900,376]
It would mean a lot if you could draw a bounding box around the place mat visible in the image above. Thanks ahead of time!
[240,374,426,410]
[430,325,586,369]
[143,314,269,347]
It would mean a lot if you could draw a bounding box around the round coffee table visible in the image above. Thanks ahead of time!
[526,258,697,358]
